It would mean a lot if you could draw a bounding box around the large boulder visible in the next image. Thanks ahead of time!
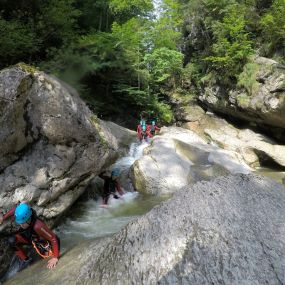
[5,174,285,284]
[0,64,119,219]
[198,56,285,141]
[205,126,285,167]
[130,127,251,195]
[0,64,134,274]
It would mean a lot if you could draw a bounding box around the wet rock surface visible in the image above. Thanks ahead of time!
[181,110,285,169]
[130,126,251,195]
[5,174,285,285]
[0,65,135,275]
[198,56,285,141]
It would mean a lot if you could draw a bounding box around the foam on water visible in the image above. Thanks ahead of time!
[56,141,150,249]
[57,191,156,249]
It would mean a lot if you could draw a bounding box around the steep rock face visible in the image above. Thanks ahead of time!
[198,56,285,141]
[172,96,285,170]
[6,174,285,285]
[180,108,285,170]
[130,127,251,195]
[0,65,118,219]
[0,65,134,275]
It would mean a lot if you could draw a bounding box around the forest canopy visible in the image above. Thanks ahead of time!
[0,0,284,126]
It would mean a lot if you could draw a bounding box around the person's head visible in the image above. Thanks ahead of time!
[14,203,32,229]
[111,168,120,180]
[151,120,155,126]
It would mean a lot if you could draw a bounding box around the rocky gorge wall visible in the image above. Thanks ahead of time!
[1,62,285,285]
[0,64,136,276]
[198,56,285,142]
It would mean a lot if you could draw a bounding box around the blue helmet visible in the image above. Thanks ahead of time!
[14,203,32,224]
[111,168,120,178]
[140,119,146,126]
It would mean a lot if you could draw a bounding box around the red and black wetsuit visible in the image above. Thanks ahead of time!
[137,125,143,140]
[147,125,160,138]
[137,124,149,141]
[99,173,123,205]
[3,208,60,261]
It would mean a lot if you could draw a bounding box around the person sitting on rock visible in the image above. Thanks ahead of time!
[0,202,60,269]
[99,169,124,205]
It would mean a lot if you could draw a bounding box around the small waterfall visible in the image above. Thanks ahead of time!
[56,140,162,249]
[113,141,150,170]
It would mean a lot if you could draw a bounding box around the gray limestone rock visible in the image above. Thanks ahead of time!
[198,56,285,141]
[130,127,251,195]
[0,65,134,275]
[6,174,285,285]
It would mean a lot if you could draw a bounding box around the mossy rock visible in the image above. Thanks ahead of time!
[16,63,39,75]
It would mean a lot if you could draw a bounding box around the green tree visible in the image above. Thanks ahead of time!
[0,0,80,68]
[143,47,183,88]
[146,0,182,50]
[109,0,153,21]
[0,17,39,66]
[205,4,253,80]
[75,0,112,32]
[112,18,146,87]
[260,0,285,54]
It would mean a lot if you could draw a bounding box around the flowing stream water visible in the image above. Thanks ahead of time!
[56,141,168,251]
[56,140,285,251]
[3,134,285,283]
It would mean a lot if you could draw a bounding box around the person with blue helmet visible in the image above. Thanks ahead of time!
[99,168,124,205]
[14,203,32,224]
[137,118,148,142]
[111,168,120,177]
[0,202,60,270]
[147,120,160,138]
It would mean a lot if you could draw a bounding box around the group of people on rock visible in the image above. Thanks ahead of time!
[137,119,160,142]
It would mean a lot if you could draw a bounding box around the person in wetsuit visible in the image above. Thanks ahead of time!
[0,203,60,269]
[147,120,160,138]
[99,169,124,205]
[137,119,148,142]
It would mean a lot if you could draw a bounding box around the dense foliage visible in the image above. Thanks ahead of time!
[177,0,284,89]
[0,0,284,126]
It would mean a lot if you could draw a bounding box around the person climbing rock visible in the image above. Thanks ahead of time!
[99,169,124,205]
[0,202,60,270]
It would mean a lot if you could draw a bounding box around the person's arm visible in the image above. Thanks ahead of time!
[0,202,31,224]
[146,127,153,138]
[99,171,109,180]
[0,207,16,224]
[137,125,142,138]
[34,220,59,268]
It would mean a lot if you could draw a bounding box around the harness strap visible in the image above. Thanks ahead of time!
[32,240,53,259]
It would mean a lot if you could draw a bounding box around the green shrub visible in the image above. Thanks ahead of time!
[260,0,285,54]
[205,4,253,81]
[154,101,173,123]
[236,94,250,108]
[237,62,260,95]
